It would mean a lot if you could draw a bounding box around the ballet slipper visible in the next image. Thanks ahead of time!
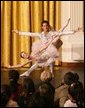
[20,71,30,77]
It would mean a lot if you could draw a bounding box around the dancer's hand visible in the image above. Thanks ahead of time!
[5,65,14,69]
[12,30,19,34]
[77,27,83,31]
[74,27,83,33]
[67,18,71,23]
[4,65,9,69]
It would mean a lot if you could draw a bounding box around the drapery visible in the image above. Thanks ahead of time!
[1,1,61,67]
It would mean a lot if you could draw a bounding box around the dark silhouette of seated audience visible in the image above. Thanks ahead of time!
[64,80,84,107]
[54,72,84,107]
[28,70,55,107]
[28,82,55,107]
[8,70,23,101]
[1,70,84,107]
[1,84,19,107]
[17,76,35,107]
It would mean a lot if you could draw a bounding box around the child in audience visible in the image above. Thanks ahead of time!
[8,70,23,101]
[17,76,35,107]
[54,72,80,107]
[64,81,84,107]
[1,84,19,107]
[28,82,55,107]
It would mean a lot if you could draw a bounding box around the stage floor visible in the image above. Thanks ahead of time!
[1,66,84,88]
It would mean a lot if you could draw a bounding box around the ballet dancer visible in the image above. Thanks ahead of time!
[6,18,82,77]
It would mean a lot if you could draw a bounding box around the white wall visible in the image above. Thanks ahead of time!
[60,1,84,63]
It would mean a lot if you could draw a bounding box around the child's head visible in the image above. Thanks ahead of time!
[64,72,79,85]
[68,81,84,107]
[28,82,54,107]
[23,76,35,95]
[28,91,46,107]
[40,70,52,82]
[8,70,20,93]
[9,70,19,82]
[38,82,54,106]
[39,83,50,96]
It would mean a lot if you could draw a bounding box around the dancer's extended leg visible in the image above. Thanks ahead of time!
[50,63,54,78]
[20,63,39,77]
[45,58,55,78]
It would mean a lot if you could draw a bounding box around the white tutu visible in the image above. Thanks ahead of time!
[31,41,59,61]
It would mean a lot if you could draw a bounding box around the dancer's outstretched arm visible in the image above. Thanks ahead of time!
[59,27,83,36]
[5,60,32,69]
[12,30,41,37]
[34,27,83,53]
[33,26,74,54]
[51,27,83,44]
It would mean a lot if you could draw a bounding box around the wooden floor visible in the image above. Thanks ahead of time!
[1,66,84,88]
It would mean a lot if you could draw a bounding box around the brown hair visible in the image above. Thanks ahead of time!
[41,20,49,26]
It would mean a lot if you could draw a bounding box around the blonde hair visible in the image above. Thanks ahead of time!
[40,70,52,82]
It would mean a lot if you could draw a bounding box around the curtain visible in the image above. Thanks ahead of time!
[1,1,61,67]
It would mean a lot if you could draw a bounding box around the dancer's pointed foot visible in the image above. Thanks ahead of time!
[20,72,30,77]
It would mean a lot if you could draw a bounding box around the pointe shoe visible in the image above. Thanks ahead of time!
[20,72,30,77]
